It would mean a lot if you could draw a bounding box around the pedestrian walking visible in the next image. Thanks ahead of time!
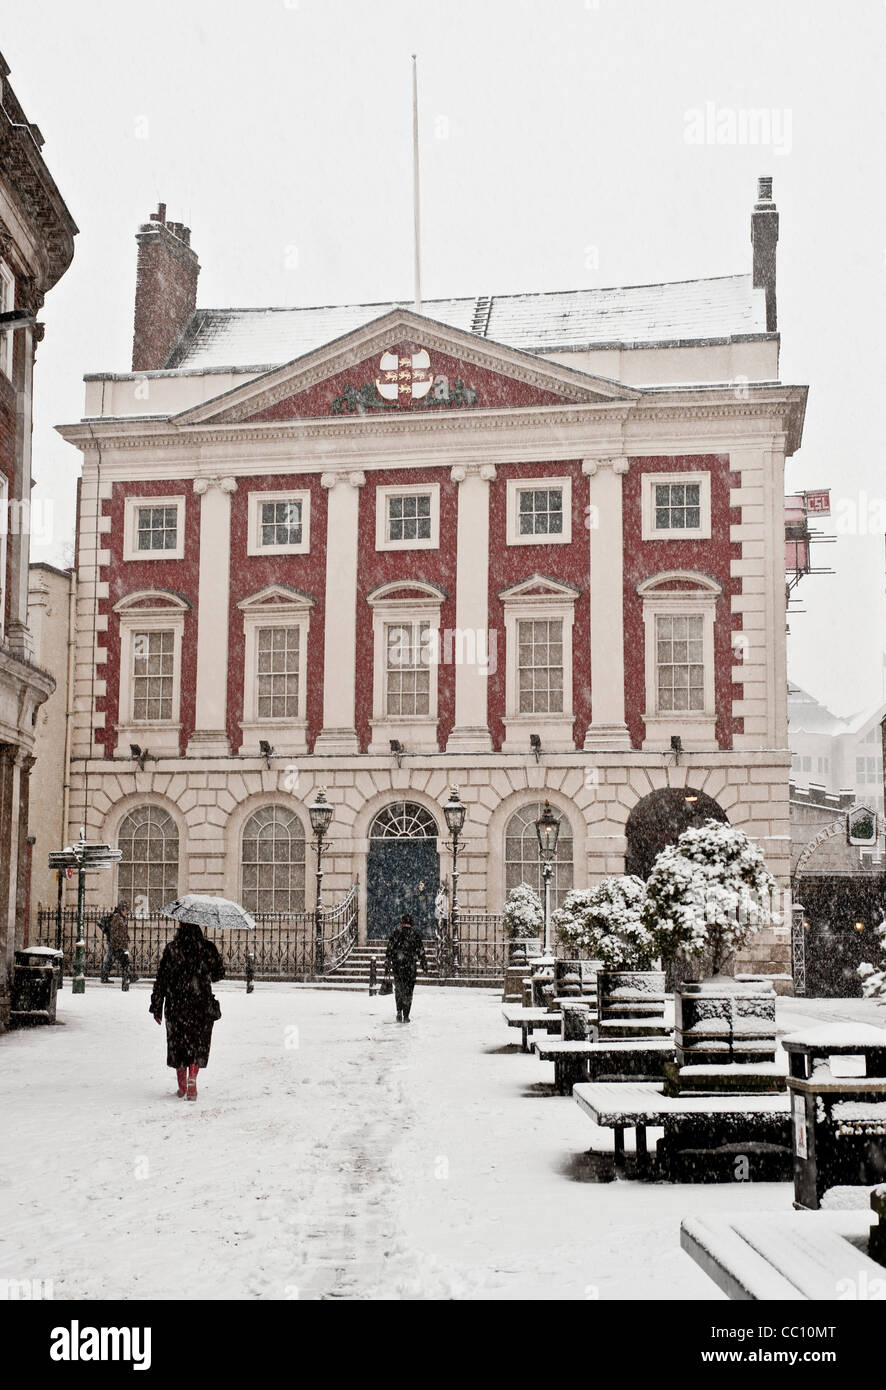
[99,900,137,987]
[149,920,224,1100]
[384,912,428,1023]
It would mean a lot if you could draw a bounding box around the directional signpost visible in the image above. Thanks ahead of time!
[48,838,122,994]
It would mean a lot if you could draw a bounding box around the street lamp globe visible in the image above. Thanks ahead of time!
[307,788,334,838]
[442,785,466,837]
[534,800,561,863]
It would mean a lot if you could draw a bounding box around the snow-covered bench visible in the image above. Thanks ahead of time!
[501,1003,562,1053]
[680,1210,886,1300]
[533,1037,675,1094]
[572,1080,790,1178]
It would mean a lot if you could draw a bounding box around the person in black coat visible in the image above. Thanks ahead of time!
[384,912,428,1023]
[149,921,224,1100]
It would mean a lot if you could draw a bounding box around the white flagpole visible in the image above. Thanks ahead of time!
[412,54,422,314]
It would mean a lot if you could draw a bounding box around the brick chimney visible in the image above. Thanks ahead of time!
[751,176,778,333]
[131,203,200,371]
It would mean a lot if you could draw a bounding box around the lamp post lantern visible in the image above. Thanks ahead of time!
[534,800,561,953]
[308,789,334,974]
[442,786,466,977]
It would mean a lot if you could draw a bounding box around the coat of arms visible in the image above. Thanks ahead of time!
[376,348,433,403]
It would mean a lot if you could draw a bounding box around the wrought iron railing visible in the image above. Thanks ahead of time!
[445,912,506,978]
[317,883,359,974]
[439,913,600,979]
[35,890,360,982]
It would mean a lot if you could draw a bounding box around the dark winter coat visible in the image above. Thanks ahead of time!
[149,923,224,1069]
[384,924,428,983]
[108,910,130,950]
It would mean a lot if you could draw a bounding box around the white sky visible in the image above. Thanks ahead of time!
[5,0,886,718]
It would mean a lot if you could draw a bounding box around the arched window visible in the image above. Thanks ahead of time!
[369,802,438,839]
[504,803,573,911]
[117,806,179,913]
[241,805,306,914]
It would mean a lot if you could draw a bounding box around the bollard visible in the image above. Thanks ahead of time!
[369,957,377,996]
[246,951,255,995]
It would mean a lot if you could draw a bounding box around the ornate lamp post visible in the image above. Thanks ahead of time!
[534,800,561,953]
[442,786,466,977]
[48,836,122,994]
[307,789,334,974]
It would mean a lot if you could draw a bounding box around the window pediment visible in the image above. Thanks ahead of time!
[636,570,722,598]
[113,589,191,614]
[366,580,447,606]
[237,585,316,613]
[498,574,581,604]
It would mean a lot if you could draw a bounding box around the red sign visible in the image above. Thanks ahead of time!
[804,489,830,516]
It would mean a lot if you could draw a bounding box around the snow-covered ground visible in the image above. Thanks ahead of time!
[0,982,882,1301]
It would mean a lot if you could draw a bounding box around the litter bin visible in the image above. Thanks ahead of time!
[10,947,63,1026]
[783,1024,886,1210]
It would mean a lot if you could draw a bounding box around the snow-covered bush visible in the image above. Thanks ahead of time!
[502,882,544,939]
[643,818,777,975]
[552,876,655,970]
[858,921,886,1002]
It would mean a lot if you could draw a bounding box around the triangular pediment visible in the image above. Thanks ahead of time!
[173,309,639,427]
[498,574,582,602]
[237,585,315,612]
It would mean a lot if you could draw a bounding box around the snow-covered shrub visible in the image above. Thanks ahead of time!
[858,920,886,1002]
[643,818,777,975]
[502,882,544,939]
[552,876,655,970]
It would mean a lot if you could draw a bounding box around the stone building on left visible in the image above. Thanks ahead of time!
[0,49,77,1030]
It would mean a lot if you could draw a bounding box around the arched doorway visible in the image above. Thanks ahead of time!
[625,787,728,880]
[366,802,440,939]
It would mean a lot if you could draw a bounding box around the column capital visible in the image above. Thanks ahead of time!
[582,456,629,477]
[321,470,366,490]
[193,475,238,496]
[451,463,497,484]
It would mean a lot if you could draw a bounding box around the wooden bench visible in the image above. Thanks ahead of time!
[572,1080,790,1177]
[532,1038,675,1093]
[681,1211,884,1301]
[501,1004,562,1053]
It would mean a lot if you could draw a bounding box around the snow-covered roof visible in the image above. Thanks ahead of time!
[787,683,848,736]
[166,273,769,371]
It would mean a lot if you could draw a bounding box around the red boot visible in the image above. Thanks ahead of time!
[186,1064,199,1101]
[176,1068,187,1097]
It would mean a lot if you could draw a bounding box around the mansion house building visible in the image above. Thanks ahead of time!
[57,181,805,980]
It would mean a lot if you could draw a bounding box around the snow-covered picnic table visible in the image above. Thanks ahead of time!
[532,1037,674,1093]
[572,1080,791,1175]
[680,1209,883,1301]
[501,1003,562,1052]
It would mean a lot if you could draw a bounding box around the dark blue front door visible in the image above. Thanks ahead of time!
[367,839,439,938]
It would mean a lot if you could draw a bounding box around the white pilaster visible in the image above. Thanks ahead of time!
[7,325,34,660]
[446,463,496,753]
[314,471,365,754]
[187,476,236,756]
[582,456,632,749]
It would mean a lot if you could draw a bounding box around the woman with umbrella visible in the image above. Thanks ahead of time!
[149,895,250,1100]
